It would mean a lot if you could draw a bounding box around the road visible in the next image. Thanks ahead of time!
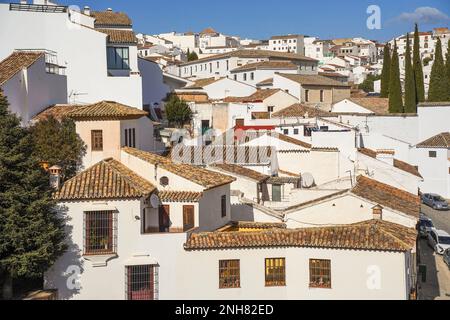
[421,204,450,234]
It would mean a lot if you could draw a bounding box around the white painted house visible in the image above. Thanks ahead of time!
[181,77,257,100]
[0,51,67,124]
[269,34,305,55]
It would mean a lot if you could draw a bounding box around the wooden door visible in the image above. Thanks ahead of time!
[183,205,195,231]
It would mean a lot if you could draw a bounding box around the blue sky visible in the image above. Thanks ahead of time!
[20,0,450,41]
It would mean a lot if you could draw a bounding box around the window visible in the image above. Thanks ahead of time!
[309,259,331,288]
[91,130,103,151]
[268,106,274,113]
[221,195,227,218]
[217,61,220,69]
[272,185,282,202]
[243,73,247,81]
[320,90,324,102]
[305,90,310,102]
[219,260,240,289]
[250,72,254,81]
[107,47,129,70]
[125,265,158,300]
[265,258,286,286]
[226,60,229,71]
[429,151,437,158]
[283,129,289,135]
[294,128,299,135]
[84,211,117,255]
[183,205,195,231]
[124,128,136,148]
[234,74,237,81]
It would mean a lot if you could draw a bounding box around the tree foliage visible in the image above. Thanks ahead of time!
[358,74,381,93]
[404,33,417,113]
[187,50,199,62]
[413,24,425,103]
[428,38,450,102]
[30,116,86,180]
[446,40,450,85]
[380,43,391,98]
[389,41,403,113]
[165,94,193,128]
[0,91,66,298]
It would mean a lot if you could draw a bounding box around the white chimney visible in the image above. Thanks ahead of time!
[49,165,62,190]
[372,204,383,220]
[83,6,90,16]
[376,149,395,166]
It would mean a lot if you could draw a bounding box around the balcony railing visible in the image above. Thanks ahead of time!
[15,49,66,75]
[9,3,67,13]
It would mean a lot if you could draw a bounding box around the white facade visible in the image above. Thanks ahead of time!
[269,35,305,55]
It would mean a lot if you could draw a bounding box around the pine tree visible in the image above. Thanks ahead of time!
[413,24,425,103]
[404,33,417,113]
[389,41,403,113]
[428,38,450,102]
[380,43,391,98]
[165,94,193,128]
[0,91,66,299]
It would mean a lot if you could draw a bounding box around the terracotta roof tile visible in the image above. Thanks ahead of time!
[210,163,270,183]
[185,219,417,252]
[55,158,155,200]
[230,61,298,73]
[96,29,137,44]
[68,101,148,120]
[123,147,236,190]
[0,51,44,86]
[91,11,132,27]
[223,89,282,103]
[219,221,287,232]
[351,176,420,218]
[158,191,203,202]
[256,78,273,86]
[272,103,331,118]
[416,132,450,149]
[185,77,224,89]
[348,98,390,114]
[278,73,351,87]
[32,104,84,122]
[277,133,312,149]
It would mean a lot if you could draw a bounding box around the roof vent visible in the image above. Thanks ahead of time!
[372,204,383,220]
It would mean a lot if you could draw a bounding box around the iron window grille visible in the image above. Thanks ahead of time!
[91,130,103,151]
[125,265,159,300]
[83,211,117,256]
[265,258,286,286]
[219,260,240,289]
[309,259,331,288]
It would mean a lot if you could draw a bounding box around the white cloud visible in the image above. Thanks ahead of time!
[394,7,449,24]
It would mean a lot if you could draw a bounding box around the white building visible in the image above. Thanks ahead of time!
[0,2,143,107]
[269,34,305,55]
[157,31,199,52]
[181,76,257,100]
[0,50,67,124]
[304,37,334,62]
[230,61,299,87]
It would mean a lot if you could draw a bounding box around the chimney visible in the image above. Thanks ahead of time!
[376,149,395,166]
[107,8,113,12]
[49,165,62,190]
[83,6,90,16]
[372,204,383,220]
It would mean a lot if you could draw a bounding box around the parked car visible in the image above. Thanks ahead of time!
[428,229,450,254]
[444,248,450,269]
[421,193,449,210]
[418,215,434,238]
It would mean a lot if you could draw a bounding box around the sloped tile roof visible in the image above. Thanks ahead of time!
[185,219,417,252]
[219,221,287,232]
[122,147,236,190]
[55,158,156,200]
[210,163,270,183]
[185,77,223,89]
[351,176,420,218]
[230,61,298,73]
[256,78,273,86]
[68,101,148,120]
[358,148,422,178]
[416,132,450,149]
[272,103,331,118]
[96,29,137,44]
[348,98,390,115]
[0,51,44,85]
[158,191,203,202]
[277,133,312,149]
[278,73,351,87]
[223,89,282,103]
[32,104,84,122]
[91,11,132,27]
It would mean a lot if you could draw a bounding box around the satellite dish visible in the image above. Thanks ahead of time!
[149,194,160,208]
[301,173,315,188]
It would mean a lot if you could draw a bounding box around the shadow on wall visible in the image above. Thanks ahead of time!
[417,239,441,300]
[44,205,84,300]
[230,203,255,222]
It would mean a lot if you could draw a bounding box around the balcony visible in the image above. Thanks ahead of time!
[15,49,66,76]
[9,3,67,13]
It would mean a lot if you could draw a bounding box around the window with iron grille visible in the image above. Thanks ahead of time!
[83,211,117,255]
[309,259,331,288]
[221,195,227,218]
[265,258,286,286]
[91,130,103,151]
[219,260,240,289]
[124,128,136,148]
[125,265,158,300]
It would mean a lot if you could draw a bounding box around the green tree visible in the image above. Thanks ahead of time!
[187,50,198,62]
[389,41,403,113]
[0,91,66,299]
[445,40,450,90]
[358,74,381,93]
[30,116,86,180]
[165,94,193,128]
[380,43,391,98]
[413,24,425,103]
[404,33,417,113]
[428,38,450,102]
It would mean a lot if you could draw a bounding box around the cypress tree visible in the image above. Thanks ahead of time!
[380,43,391,98]
[0,90,66,299]
[404,33,417,113]
[389,41,403,113]
[445,40,450,98]
[413,24,425,103]
[428,38,450,102]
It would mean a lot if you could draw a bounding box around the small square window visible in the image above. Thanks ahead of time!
[429,151,437,158]
[294,129,299,135]
[283,129,289,135]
